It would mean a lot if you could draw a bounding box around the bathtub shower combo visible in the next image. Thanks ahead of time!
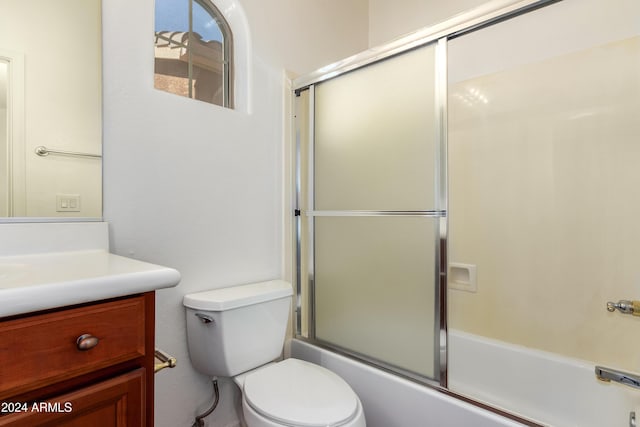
[291,0,640,426]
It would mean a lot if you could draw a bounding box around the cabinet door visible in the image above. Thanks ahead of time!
[0,369,145,427]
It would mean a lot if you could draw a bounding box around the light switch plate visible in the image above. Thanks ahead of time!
[56,194,81,212]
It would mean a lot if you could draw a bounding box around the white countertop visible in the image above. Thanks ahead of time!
[0,249,181,317]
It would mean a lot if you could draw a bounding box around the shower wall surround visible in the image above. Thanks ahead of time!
[446,0,640,421]
[449,34,640,367]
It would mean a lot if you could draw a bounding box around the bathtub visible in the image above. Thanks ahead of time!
[448,330,640,427]
[290,332,640,427]
[290,339,526,427]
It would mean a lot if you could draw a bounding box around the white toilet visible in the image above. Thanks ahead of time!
[183,280,366,427]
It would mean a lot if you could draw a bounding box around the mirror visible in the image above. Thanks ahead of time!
[0,0,102,219]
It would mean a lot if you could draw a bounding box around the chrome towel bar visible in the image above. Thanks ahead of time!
[35,145,102,158]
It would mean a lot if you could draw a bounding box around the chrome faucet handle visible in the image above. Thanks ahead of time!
[596,366,640,389]
[607,300,636,314]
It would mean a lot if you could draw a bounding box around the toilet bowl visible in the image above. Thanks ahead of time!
[183,280,366,427]
[237,358,365,427]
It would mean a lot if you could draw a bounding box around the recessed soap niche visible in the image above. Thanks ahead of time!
[449,263,477,293]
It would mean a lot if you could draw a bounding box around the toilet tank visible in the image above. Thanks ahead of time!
[183,280,292,377]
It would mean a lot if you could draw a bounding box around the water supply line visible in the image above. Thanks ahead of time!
[192,377,220,427]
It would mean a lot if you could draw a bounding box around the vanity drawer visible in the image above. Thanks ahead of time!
[0,296,146,398]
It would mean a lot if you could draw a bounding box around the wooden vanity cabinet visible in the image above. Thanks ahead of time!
[0,292,156,426]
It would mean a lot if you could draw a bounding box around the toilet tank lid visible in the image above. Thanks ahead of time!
[183,280,292,311]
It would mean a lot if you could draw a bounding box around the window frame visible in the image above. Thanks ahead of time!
[194,0,233,108]
[154,0,234,108]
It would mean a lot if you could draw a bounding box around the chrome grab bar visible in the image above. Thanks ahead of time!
[35,145,102,159]
[595,366,640,390]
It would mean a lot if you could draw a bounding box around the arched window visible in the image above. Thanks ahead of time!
[154,0,233,108]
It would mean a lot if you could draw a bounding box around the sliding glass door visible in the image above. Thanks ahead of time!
[295,42,446,382]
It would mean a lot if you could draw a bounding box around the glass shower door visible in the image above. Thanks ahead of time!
[295,42,446,382]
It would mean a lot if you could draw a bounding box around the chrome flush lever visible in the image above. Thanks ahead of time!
[195,312,215,324]
[595,366,640,390]
[606,300,640,315]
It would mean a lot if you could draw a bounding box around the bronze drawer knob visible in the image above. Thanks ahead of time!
[76,334,100,351]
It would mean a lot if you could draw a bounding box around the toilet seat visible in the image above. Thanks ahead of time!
[243,358,360,427]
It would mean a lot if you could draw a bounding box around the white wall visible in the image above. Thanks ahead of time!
[101,0,368,426]
[368,0,487,46]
